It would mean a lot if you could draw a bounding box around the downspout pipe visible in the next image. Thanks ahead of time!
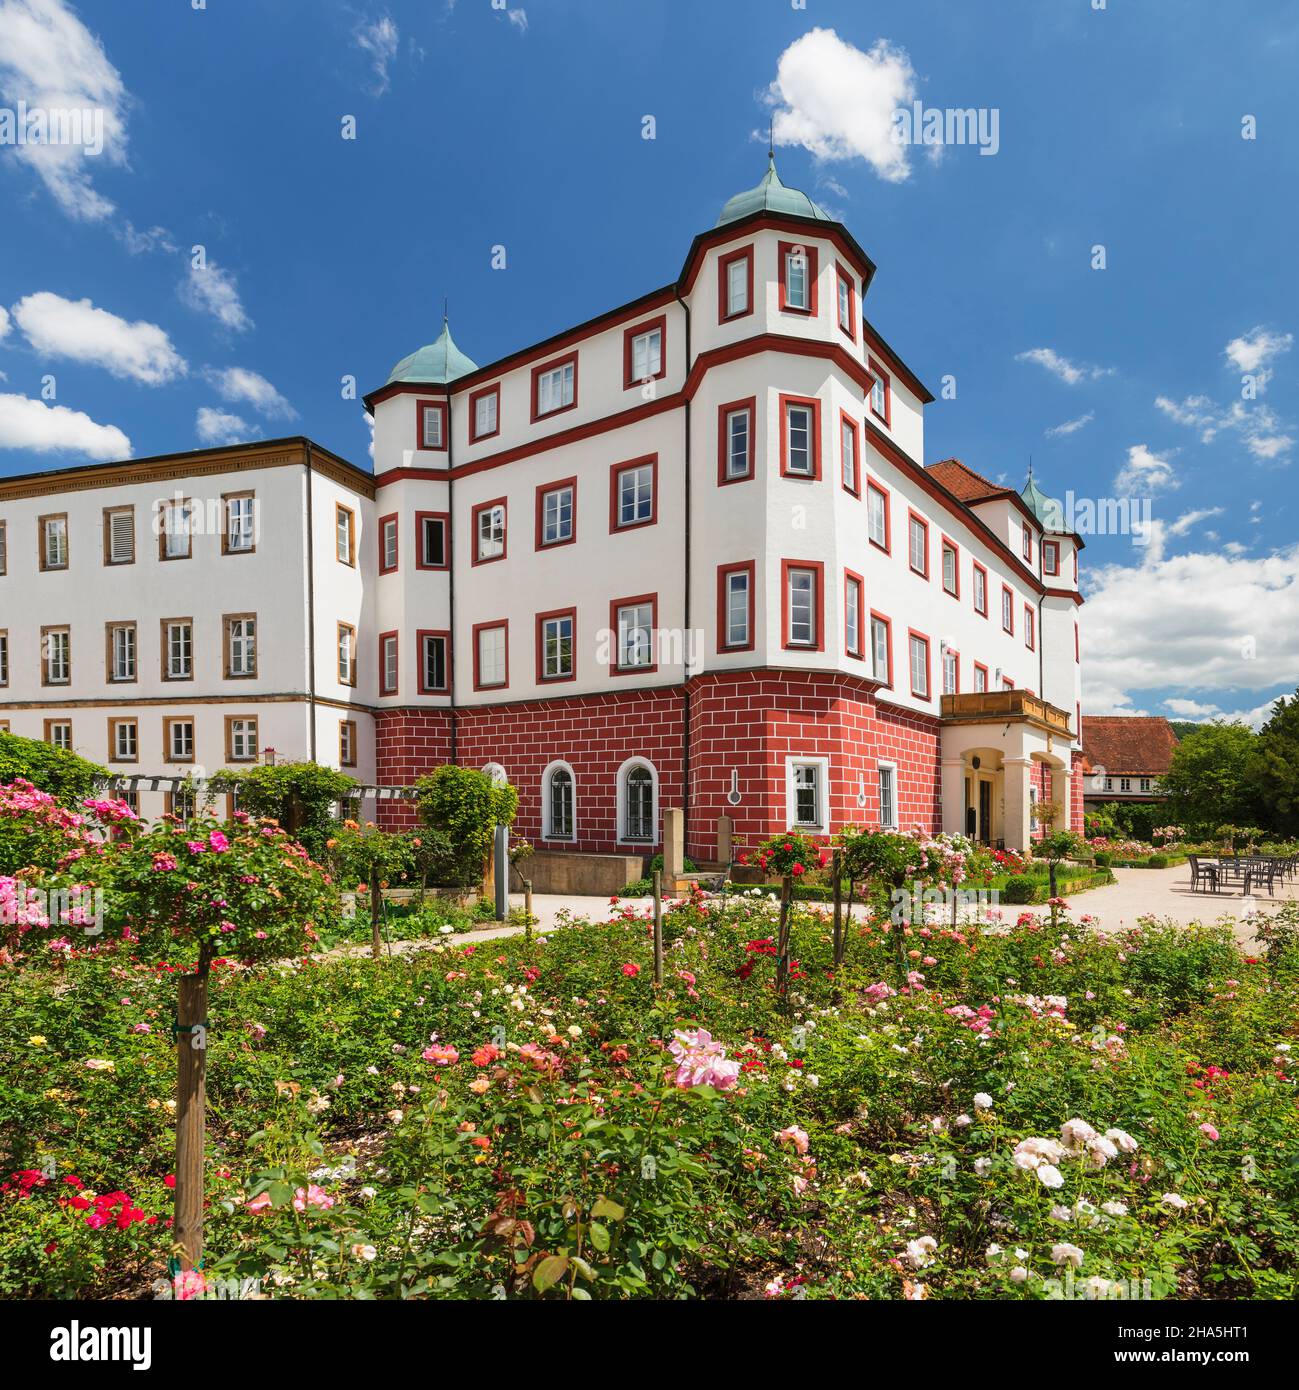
[675,290,692,858]
[304,442,318,764]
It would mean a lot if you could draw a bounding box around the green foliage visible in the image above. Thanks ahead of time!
[648,853,697,873]
[5,894,1299,1300]
[836,826,924,889]
[106,813,340,972]
[1000,876,1038,904]
[414,765,518,886]
[210,761,355,859]
[0,732,105,803]
[1161,722,1260,835]
[1248,691,1299,831]
[325,821,415,893]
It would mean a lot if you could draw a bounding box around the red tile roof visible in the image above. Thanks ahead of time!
[1081,716,1179,776]
[925,457,1015,503]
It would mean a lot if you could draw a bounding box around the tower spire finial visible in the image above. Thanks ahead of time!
[442,295,449,329]
[768,115,774,162]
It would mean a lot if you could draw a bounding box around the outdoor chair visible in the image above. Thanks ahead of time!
[1188,856,1218,893]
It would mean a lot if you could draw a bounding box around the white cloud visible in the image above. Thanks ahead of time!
[1016,347,1114,386]
[179,260,252,333]
[119,222,177,256]
[765,29,917,183]
[0,0,129,221]
[12,291,186,384]
[205,365,295,419]
[1156,393,1293,464]
[1166,506,1223,537]
[353,14,399,95]
[364,411,374,460]
[1114,443,1178,495]
[506,8,528,33]
[1082,543,1299,716]
[1163,697,1223,718]
[0,305,9,341]
[0,390,129,458]
[196,406,254,446]
[1224,325,1292,387]
[1045,410,1094,437]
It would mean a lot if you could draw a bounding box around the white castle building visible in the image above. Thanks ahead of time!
[0,156,1084,866]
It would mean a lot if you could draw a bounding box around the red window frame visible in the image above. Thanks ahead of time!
[472,619,509,691]
[416,399,448,452]
[778,239,819,314]
[867,358,891,427]
[869,610,894,687]
[907,629,932,702]
[718,244,755,322]
[378,630,399,696]
[1003,675,1015,691]
[535,607,577,684]
[622,314,667,390]
[940,535,960,597]
[529,350,579,423]
[416,628,452,694]
[415,510,450,570]
[471,497,508,566]
[378,512,399,575]
[1022,523,1034,563]
[835,261,857,340]
[609,592,659,676]
[716,560,756,654]
[609,454,659,533]
[844,569,865,659]
[942,645,961,696]
[535,476,578,550]
[780,558,825,652]
[839,410,860,496]
[1043,539,1060,576]
[973,661,989,692]
[866,479,892,553]
[907,510,930,579]
[717,397,756,485]
[972,560,989,616]
[468,384,500,444]
[1001,585,1015,635]
[1024,603,1036,651]
[778,394,822,480]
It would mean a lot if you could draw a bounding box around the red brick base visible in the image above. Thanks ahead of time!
[374,669,942,862]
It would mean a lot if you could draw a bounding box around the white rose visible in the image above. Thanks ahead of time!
[1160,1192,1189,1210]
[1104,1127,1139,1154]
[1051,1242,1085,1269]
[1036,1164,1065,1189]
[1100,1201,1128,1217]
[973,1092,994,1110]
[1060,1118,1097,1150]
[1010,1266,1029,1284]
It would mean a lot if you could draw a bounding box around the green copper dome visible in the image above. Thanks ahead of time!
[385,318,477,386]
[1021,472,1065,531]
[716,153,833,227]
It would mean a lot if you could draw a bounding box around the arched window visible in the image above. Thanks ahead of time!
[543,762,575,841]
[622,761,656,842]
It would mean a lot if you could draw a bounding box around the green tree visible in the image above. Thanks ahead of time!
[414,765,518,886]
[210,761,355,858]
[0,731,106,803]
[1248,690,1299,833]
[1160,722,1260,834]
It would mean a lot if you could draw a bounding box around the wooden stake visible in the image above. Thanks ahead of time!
[524,878,533,942]
[173,972,208,1272]
[370,863,382,959]
[831,850,843,967]
[652,870,664,986]
[776,875,793,998]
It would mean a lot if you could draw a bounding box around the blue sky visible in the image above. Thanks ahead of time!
[1,0,1296,726]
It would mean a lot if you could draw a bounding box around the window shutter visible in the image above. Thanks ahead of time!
[110,511,134,563]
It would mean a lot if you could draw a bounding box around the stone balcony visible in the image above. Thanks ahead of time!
[941,690,1075,738]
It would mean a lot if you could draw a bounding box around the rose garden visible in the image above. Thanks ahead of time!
[1,729,1297,1302]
